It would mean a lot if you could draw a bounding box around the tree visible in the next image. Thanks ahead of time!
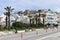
[17,11,23,16]
[4,6,14,30]
[31,18,34,24]
[34,14,38,24]
[34,14,39,28]
[42,14,46,25]
[28,15,32,28]
[38,10,42,24]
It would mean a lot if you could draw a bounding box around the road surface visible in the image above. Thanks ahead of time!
[37,32,60,40]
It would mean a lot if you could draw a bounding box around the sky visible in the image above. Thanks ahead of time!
[0,0,60,14]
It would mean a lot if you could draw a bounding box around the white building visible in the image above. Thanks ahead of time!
[45,10,58,25]
[13,13,29,23]
[0,10,59,26]
[0,14,6,26]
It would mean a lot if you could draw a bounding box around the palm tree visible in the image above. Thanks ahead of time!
[28,15,32,28]
[31,18,34,24]
[17,11,23,16]
[38,10,42,24]
[4,14,7,28]
[42,14,46,25]
[4,6,14,30]
[42,14,48,32]
[34,14,39,27]
[34,14,38,24]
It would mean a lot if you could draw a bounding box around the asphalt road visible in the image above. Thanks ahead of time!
[38,32,60,40]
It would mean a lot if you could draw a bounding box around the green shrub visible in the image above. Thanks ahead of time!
[0,25,4,31]
[12,22,29,30]
[12,22,46,30]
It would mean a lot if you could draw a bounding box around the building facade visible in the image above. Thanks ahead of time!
[45,10,58,25]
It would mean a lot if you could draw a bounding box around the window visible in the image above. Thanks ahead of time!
[11,20,15,22]
[47,18,54,20]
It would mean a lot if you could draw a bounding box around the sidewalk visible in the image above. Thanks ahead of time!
[0,28,43,37]
[0,27,59,37]
[0,30,25,36]
[0,28,60,40]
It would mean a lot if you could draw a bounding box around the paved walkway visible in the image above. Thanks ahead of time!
[0,28,43,37]
[0,30,25,36]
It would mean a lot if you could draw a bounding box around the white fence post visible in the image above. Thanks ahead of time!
[36,31,39,39]
[21,33,23,40]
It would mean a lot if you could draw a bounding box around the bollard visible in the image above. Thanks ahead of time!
[36,31,39,39]
[46,29,47,32]
[56,27,58,32]
[21,33,23,40]
[52,28,54,31]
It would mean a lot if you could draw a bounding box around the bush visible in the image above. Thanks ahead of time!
[31,23,44,28]
[12,22,46,30]
[12,22,29,30]
[0,25,4,31]
[53,24,58,28]
[46,23,51,26]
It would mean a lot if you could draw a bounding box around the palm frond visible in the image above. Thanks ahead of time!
[11,8,14,12]
[4,8,7,11]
